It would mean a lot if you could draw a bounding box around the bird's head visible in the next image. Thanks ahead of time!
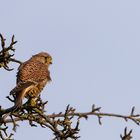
[32,52,52,66]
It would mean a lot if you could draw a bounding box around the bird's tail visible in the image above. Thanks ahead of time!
[1,92,23,114]
[1,83,36,114]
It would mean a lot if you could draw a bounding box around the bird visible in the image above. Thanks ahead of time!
[4,52,52,113]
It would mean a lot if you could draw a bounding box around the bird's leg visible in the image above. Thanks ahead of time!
[24,97,36,107]
[30,98,37,107]
[28,97,44,114]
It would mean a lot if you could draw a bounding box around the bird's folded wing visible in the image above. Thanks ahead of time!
[10,81,37,95]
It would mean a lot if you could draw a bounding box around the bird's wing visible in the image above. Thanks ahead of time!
[17,60,51,84]
[10,81,37,95]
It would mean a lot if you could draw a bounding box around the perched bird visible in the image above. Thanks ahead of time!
[4,52,52,113]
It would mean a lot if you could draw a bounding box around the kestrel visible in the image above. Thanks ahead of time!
[5,52,52,113]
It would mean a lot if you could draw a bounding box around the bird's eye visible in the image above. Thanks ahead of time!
[45,57,48,60]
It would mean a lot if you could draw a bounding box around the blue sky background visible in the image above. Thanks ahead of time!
[0,0,140,139]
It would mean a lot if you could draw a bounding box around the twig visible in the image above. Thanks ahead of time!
[120,127,133,140]
[0,34,22,71]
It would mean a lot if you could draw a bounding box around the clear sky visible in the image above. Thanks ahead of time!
[0,0,140,139]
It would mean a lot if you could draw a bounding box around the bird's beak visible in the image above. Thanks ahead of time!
[48,57,52,64]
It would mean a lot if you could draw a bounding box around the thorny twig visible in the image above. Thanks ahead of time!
[0,126,13,140]
[1,102,140,140]
[4,105,140,126]
[0,34,22,71]
[120,127,133,140]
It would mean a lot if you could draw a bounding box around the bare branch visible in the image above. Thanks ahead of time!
[0,34,22,71]
[0,102,140,139]
[120,127,133,140]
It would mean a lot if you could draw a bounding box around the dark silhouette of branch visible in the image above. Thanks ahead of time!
[0,33,22,71]
[3,105,140,126]
[120,127,133,140]
[1,100,140,140]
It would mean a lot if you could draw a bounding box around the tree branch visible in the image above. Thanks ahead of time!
[0,33,22,71]
[120,127,133,140]
[3,105,140,126]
